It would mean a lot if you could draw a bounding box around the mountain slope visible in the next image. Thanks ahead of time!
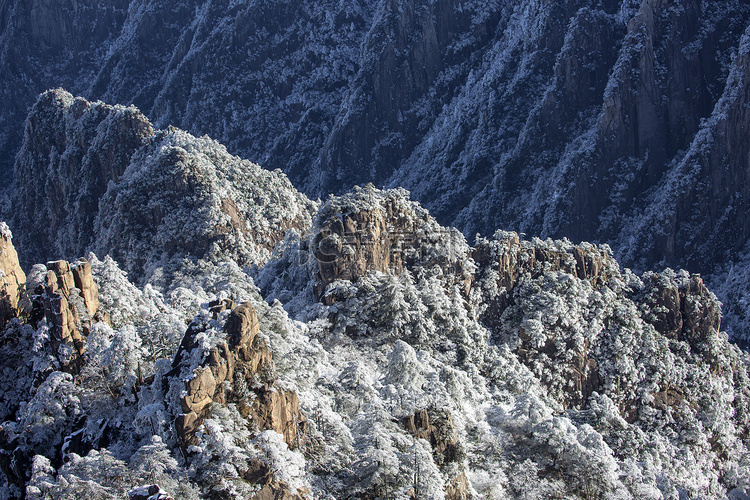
[3,182,750,499]
[10,89,317,281]
[2,96,750,498]
[0,0,377,195]
[1,1,749,284]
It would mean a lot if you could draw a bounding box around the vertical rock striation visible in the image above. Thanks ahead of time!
[10,90,317,281]
[0,222,26,328]
[11,89,154,268]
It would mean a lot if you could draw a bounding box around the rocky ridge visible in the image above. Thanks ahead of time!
[2,1,750,340]
[1,90,750,497]
[30,258,103,375]
[298,189,750,498]
[0,241,105,491]
[10,89,318,282]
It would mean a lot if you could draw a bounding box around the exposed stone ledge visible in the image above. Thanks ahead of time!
[172,302,305,452]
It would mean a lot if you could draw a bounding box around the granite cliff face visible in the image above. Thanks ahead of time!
[0,223,26,328]
[311,186,473,302]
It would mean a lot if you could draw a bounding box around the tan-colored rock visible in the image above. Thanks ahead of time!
[175,412,201,448]
[28,255,104,374]
[0,223,27,328]
[174,302,305,453]
[46,260,75,296]
[314,206,395,296]
[313,189,474,302]
[402,408,461,466]
[445,470,471,500]
[41,286,85,373]
[181,368,217,413]
[402,408,469,499]
[226,302,260,349]
[249,389,302,446]
[242,455,309,498]
[209,297,235,319]
[72,258,99,316]
[251,481,307,500]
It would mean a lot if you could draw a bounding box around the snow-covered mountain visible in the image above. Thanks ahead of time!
[10,89,317,281]
[1,93,749,499]
[1,0,749,341]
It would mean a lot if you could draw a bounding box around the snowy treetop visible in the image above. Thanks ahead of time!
[0,221,11,239]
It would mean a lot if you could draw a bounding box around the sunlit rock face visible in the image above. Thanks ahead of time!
[0,222,26,328]
[171,301,304,452]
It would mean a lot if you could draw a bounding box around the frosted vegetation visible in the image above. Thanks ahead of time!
[2,182,749,499]
[2,0,750,346]
[93,126,318,283]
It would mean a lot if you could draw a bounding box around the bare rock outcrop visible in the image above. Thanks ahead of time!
[29,257,103,374]
[313,187,473,302]
[243,459,308,500]
[172,302,305,452]
[401,408,470,500]
[401,409,460,467]
[636,271,721,351]
[0,222,27,328]
[473,231,615,334]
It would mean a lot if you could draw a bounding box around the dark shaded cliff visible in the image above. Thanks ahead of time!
[0,0,376,194]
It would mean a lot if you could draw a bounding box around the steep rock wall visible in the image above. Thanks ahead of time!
[11,89,154,268]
